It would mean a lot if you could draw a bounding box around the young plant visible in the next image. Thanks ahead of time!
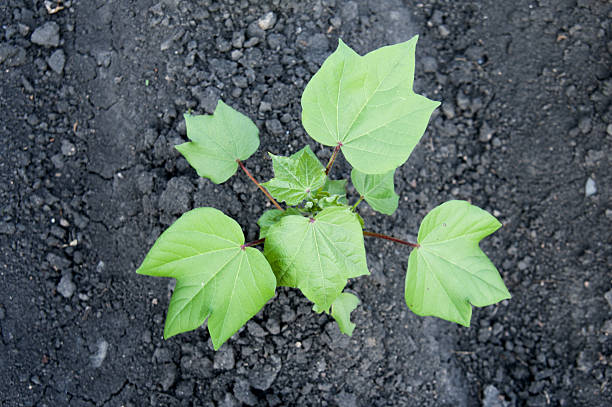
[137,36,511,350]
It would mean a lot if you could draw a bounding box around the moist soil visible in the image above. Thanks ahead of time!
[1,1,611,406]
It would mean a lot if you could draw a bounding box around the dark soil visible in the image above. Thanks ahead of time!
[1,0,610,406]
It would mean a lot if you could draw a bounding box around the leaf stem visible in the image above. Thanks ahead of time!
[237,159,283,211]
[325,143,342,175]
[352,196,364,211]
[363,231,419,248]
[241,238,265,250]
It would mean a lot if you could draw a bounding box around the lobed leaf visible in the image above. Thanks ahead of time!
[136,207,276,350]
[405,201,510,327]
[176,100,259,184]
[264,206,369,312]
[301,37,440,174]
[262,145,327,205]
[351,168,399,215]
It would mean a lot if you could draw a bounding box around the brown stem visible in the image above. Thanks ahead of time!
[325,143,343,175]
[241,238,265,250]
[237,159,283,211]
[363,231,419,248]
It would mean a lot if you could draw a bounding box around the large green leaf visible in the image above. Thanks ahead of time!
[262,145,326,205]
[264,206,369,311]
[405,201,510,326]
[301,37,440,174]
[351,168,399,215]
[136,207,276,349]
[176,100,259,184]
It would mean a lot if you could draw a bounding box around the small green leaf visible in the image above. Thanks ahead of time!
[264,206,369,311]
[176,100,259,184]
[320,178,348,204]
[262,145,326,205]
[314,195,346,210]
[257,208,301,238]
[301,37,440,174]
[331,292,360,335]
[136,207,276,350]
[351,168,399,215]
[405,200,510,327]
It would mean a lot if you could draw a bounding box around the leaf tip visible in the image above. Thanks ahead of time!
[214,98,227,111]
[163,326,177,340]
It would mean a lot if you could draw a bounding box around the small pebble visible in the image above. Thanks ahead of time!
[90,339,109,368]
[61,140,76,156]
[47,49,65,74]
[439,25,451,37]
[57,274,76,298]
[257,12,277,30]
[422,56,438,73]
[31,22,60,47]
[585,178,596,197]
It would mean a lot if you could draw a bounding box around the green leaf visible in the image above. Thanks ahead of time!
[257,208,301,238]
[331,292,360,335]
[314,195,346,210]
[301,37,440,174]
[264,206,369,311]
[136,207,276,350]
[320,178,348,204]
[313,291,360,335]
[405,201,510,327]
[262,145,326,205]
[351,168,399,215]
[176,100,259,184]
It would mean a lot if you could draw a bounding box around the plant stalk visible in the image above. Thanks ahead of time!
[325,143,342,175]
[237,159,283,211]
[352,196,364,211]
[241,238,265,250]
[363,231,419,248]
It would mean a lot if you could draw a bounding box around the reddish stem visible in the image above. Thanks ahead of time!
[325,143,343,175]
[363,231,419,248]
[241,238,265,250]
[237,159,283,211]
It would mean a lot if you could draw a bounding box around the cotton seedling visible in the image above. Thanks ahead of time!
[137,36,510,350]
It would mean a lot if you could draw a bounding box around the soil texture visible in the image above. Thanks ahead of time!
[1,0,610,406]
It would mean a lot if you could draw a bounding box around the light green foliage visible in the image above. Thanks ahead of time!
[264,206,369,312]
[301,37,440,174]
[405,201,511,326]
[139,38,510,348]
[262,145,327,205]
[176,100,259,184]
[136,207,276,349]
[330,292,360,335]
[257,208,301,238]
[351,168,399,215]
